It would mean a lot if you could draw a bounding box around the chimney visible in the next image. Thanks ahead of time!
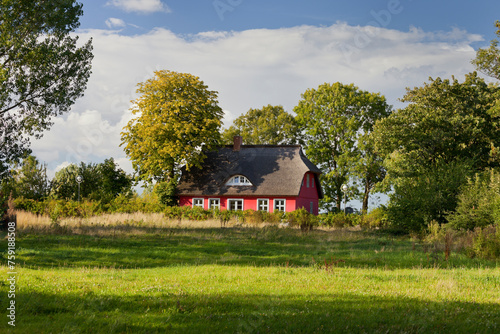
[233,135,243,151]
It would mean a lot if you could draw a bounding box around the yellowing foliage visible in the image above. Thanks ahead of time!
[121,70,223,183]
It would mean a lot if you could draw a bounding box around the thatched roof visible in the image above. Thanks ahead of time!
[177,145,323,198]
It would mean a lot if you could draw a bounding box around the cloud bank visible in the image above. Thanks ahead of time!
[30,23,481,180]
[106,0,171,14]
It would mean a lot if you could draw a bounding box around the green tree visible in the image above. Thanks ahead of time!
[294,82,391,212]
[121,70,224,188]
[375,73,500,173]
[373,73,500,231]
[472,21,500,81]
[0,0,93,174]
[355,133,387,213]
[10,155,50,200]
[51,158,132,203]
[222,105,301,145]
[385,159,473,232]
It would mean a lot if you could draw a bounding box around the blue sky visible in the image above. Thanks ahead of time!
[79,0,500,43]
[30,0,500,207]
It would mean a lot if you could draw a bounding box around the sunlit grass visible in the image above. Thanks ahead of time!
[1,213,499,333]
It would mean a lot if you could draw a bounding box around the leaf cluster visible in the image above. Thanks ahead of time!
[472,21,500,81]
[221,104,301,145]
[121,70,224,184]
[51,158,133,203]
[0,0,93,172]
[294,82,391,210]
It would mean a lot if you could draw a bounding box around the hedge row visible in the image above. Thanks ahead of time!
[13,197,390,230]
[13,195,163,219]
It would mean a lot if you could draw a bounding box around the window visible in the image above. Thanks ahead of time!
[257,199,269,212]
[208,198,220,210]
[312,176,315,188]
[310,201,314,214]
[228,199,244,211]
[193,198,204,208]
[226,175,252,186]
[306,174,310,188]
[274,199,286,212]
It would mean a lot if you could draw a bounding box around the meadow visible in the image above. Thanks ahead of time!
[1,212,499,333]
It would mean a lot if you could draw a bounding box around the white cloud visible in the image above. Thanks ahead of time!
[33,23,481,182]
[105,18,126,29]
[106,0,171,14]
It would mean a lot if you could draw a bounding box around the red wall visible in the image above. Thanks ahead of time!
[179,172,320,215]
[295,172,320,215]
[179,196,297,213]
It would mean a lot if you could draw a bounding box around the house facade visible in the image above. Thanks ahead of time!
[177,137,323,215]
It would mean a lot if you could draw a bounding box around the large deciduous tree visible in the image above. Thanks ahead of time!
[221,105,301,145]
[373,72,500,231]
[0,0,93,175]
[294,82,391,212]
[121,70,224,193]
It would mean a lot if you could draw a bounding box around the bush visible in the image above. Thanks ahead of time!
[243,210,282,225]
[465,225,500,259]
[286,208,318,231]
[448,169,500,230]
[360,207,389,229]
[320,212,361,228]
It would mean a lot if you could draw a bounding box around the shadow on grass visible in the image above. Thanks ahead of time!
[2,289,499,333]
[4,226,497,270]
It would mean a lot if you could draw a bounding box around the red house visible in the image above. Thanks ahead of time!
[177,137,323,214]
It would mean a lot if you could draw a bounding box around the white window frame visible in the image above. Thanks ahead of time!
[274,199,286,212]
[192,198,204,209]
[257,199,269,212]
[208,198,220,210]
[226,175,252,186]
[228,199,244,211]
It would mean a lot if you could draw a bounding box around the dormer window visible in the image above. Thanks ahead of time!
[226,175,252,186]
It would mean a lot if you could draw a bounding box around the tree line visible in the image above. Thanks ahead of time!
[120,22,500,233]
[1,1,499,234]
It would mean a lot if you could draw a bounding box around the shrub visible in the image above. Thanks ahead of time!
[286,208,318,231]
[448,169,500,230]
[182,206,211,221]
[244,209,265,225]
[154,180,178,207]
[14,197,47,215]
[360,207,389,229]
[465,225,500,259]
[320,212,360,228]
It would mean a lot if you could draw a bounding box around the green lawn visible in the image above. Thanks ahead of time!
[1,224,500,333]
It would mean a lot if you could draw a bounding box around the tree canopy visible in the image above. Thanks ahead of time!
[294,82,391,212]
[472,21,500,81]
[51,158,132,203]
[374,72,500,174]
[121,70,224,185]
[373,72,500,231]
[222,105,300,145]
[0,0,93,175]
[0,155,49,200]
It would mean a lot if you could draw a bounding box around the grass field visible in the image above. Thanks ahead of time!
[1,212,500,333]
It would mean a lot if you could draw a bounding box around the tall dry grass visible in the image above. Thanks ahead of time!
[14,210,234,236]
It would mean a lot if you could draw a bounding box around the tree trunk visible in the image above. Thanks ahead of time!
[362,180,370,214]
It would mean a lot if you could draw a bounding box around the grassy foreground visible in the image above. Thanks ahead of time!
[1,213,500,333]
